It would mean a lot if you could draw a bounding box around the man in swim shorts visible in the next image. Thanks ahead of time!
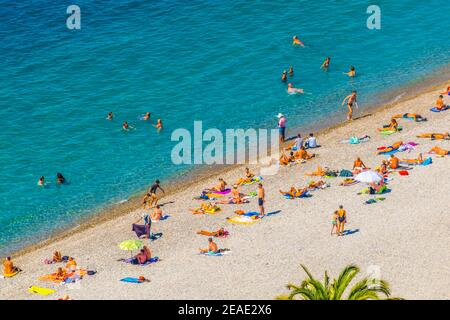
[257,183,265,217]
[388,154,400,169]
[342,90,357,120]
[277,113,286,143]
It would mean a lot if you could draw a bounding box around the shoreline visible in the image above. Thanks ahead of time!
[6,72,450,260]
[2,78,449,299]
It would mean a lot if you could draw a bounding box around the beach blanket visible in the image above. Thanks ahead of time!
[217,197,250,204]
[430,106,449,112]
[340,178,359,186]
[197,230,230,238]
[341,135,370,144]
[28,286,55,296]
[121,257,159,266]
[39,269,87,283]
[210,189,231,195]
[2,270,20,278]
[364,197,386,205]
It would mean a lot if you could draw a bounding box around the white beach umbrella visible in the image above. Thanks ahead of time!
[354,170,383,184]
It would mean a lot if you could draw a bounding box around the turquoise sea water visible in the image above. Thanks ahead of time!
[0,0,449,254]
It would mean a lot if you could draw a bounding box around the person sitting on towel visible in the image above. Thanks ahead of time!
[388,154,400,169]
[209,178,227,192]
[353,157,368,173]
[436,95,446,111]
[151,205,163,221]
[199,238,219,254]
[236,167,254,185]
[231,185,243,203]
[52,251,62,263]
[304,133,318,148]
[428,146,449,156]
[3,257,20,276]
[66,257,77,271]
[279,152,295,165]
[55,267,67,281]
[295,146,315,160]
[378,118,399,132]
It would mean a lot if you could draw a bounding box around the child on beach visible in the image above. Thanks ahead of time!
[331,211,338,235]
[257,183,265,217]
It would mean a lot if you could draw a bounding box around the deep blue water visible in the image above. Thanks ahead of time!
[0,0,449,254]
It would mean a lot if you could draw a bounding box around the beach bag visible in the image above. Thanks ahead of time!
[339,169,353,177]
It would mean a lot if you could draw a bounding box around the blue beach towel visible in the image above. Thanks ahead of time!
[120,277,143,283]
[430,106,449,112]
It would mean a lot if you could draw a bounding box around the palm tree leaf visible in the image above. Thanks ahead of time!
[331,264,360,300]
[347,278,391,300]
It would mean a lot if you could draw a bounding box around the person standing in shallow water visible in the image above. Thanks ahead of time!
[288,66,294,77]
[277,113,287,143]
[321,57,330,70]
[281,70,287,82]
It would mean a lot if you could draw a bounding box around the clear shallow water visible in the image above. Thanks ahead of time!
[0,0,449,254]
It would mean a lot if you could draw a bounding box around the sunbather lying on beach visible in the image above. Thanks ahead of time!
[392,113,427,122]
[199,238,219,254]
[295,146,315,160]
[305,166,326,177]
[428,146,449,156]
[416,132,450,140]
[307,180,327,190]
[3,257,21,276]
[197,228,228,237]
[401,153,424,165]
[279,187,308,198]
[378,118,399,132]
[191,202,220,214]
[377,141,403,154]
[235,167,254,185]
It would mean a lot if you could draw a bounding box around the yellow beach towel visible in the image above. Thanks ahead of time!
[28,286,55,296]
[3,270,19,278]
[226,216,260,225]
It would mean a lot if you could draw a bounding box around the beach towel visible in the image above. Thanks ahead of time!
[398,170,409,176]
[122,257,159,266]
[340,178,359,186]
[364,197,386,205]
[2,270,20,278]
[210,189,231,195]
[241,176,263,186]
[120,277,146,284]
[28,286,55,296]
[200,249,231,257]
[339,169,353,177]
[430,106,449,112]
[420,157,433,166]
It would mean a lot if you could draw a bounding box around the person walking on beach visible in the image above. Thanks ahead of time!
[277,113,286,143]
[342,90,357,120]
[257,183,265,217]
[143,180,165,208]
[336,205,347,236]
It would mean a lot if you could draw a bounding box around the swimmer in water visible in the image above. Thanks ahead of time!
[56,173,66,185]
[287,83,304,94]
[38,176,45,186]
[321,57,331,70]
[288,66,294,77]
[281,70,287,82]
[153,119,163,131]
[143,112,151,121]
[107,112,113,120]
[292,35,305,47]
[342,90,357,121]
[123,122,130,130]
[343,66,356,77]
